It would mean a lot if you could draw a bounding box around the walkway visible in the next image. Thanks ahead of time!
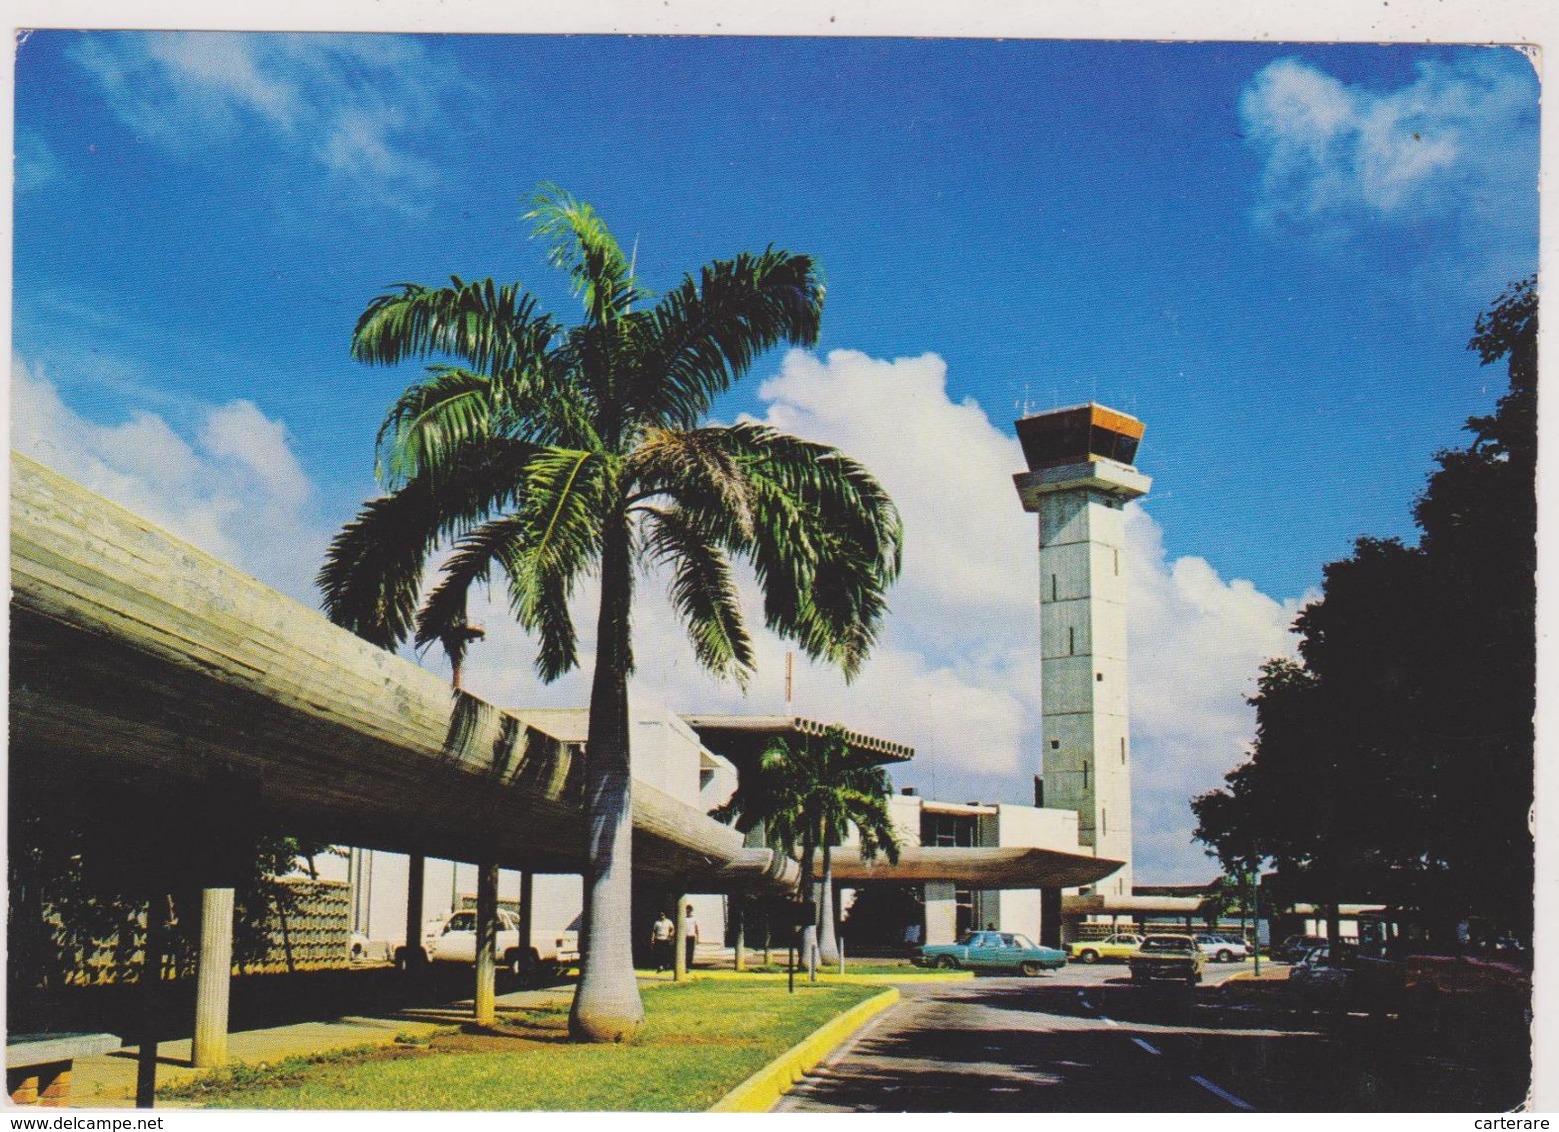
[66,985,577,1109]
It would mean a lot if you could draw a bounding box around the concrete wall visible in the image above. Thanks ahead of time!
[1036,488,1135,894]
[633,710,726,809]
[924,880,958,945]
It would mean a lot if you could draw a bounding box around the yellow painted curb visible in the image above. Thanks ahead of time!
[641,968,972,985]
[708,987,900,1113]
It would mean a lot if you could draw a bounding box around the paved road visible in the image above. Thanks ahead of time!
[777,963,1297,1112]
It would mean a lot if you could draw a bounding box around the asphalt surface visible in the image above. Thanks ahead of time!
[776,962,1293,1112]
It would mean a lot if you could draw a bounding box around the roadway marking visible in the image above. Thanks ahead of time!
[1132,1037,1161,1055]
[1190,1074,1255,1111]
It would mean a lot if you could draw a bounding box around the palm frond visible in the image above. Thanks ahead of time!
[375,366,496,488]
[525,185,646,325]
[317,438,537,648]
[500,447,606,681]
[413,514,528,656]
[657,422,902,681]
[352,277,557,380]
[627,428,754,538]
[634,249,825,428]
[642,504,754,684]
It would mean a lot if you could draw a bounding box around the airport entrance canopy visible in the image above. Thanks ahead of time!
[682,714,914,769]
[9,454,792,893]
[831,846,1124,890]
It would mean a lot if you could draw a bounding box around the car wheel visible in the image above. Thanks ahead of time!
[936,955,959,970]
[1079,949,1099,964]
[1217,949,1233,963]
[1019,961,1042,977]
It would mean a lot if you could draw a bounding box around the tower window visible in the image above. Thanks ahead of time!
[1068,627,1075,655]
[1114,548,1119,576]
[1102,808,1107,837]
[1082,761,1089,789]
[1096,672,1104,682]
[1051,574,1057,601]
[1050,739,1060,750]
[1120,737,1126,764]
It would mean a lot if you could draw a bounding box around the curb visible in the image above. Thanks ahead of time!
[642,968,972,985]
[708,987,900,1113]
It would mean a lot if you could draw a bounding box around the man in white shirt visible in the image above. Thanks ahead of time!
[650,911,675,972]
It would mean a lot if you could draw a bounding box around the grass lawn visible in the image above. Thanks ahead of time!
[174,979,882,1111]
[712,960,928,977]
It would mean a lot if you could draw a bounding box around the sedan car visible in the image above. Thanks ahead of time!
[1067,933,1143,964]
[1195,934,1251,963]
[1287,944,1353,1004]
[1128,934,1204,985]
[1273,934,1329,964]
[917,931,1068,976]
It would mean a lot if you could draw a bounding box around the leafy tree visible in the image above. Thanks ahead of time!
[1194,277,1536,939]
[319,188,902,1040]
[715,726,900,964]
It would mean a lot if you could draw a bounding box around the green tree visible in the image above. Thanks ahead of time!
[1194,277,1536,939]
[715,726,900,964]
[318,188,902,1040]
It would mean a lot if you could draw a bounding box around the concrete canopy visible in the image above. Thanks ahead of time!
[682,714,914,767]
[830,846,1124,890]
[9,454,791,893]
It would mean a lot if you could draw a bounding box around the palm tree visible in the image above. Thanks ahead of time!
[318,187,902,1041]
[717,726,900,966]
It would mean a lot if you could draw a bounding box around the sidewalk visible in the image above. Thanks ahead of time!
[66,985,578,1109]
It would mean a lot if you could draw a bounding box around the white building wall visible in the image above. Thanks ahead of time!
[924,880,958,945]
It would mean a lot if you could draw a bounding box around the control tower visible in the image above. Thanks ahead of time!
[1012,404,1150,896]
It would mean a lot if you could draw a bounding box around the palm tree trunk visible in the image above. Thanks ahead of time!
[569,504,646,1043]
[818,840,840,965]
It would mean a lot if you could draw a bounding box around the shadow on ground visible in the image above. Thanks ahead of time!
[7,964,576,1045]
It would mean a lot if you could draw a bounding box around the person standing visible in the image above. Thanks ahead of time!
[683,904,700,971]
[650,911,675,972]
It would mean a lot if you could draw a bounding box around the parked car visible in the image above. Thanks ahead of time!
[1067,933,1143,964]
[916,931,1068,976]
[1128,934,1204,985]
[1194,934,1250,963]
[1273,934,1329,963]
[404,909,580,981]
[1287,944,1353,1004]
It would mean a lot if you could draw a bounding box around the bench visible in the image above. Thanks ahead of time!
[6,1032,122,1107]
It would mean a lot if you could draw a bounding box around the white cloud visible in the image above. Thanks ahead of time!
[15,132,59,196]
[451,349,1303,881]
[11,356,329,606]
[67,32,463,207]
[1239,52,1537,281]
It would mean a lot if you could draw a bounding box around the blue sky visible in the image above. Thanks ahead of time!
[11,33,1539,880]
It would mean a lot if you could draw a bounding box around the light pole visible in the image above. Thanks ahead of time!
[1251,863,1262,977]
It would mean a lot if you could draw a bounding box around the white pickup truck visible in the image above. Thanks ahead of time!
[401,909,580,981]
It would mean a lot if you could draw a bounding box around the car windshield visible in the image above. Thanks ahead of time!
[1141,937,1193,953]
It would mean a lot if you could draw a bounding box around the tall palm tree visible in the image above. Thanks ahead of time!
[318,187,902,1041]
[717,726,900,966]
